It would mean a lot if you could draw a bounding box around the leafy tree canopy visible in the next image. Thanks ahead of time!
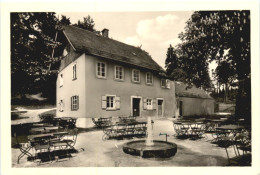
[166,10,250,121]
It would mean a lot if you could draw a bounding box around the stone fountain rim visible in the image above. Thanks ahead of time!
[123,140,177,150]
[123,140,178,158]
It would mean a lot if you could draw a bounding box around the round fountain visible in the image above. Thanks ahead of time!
[123,117,177,158]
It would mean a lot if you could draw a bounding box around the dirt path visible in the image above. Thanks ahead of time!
[11,107,56,125]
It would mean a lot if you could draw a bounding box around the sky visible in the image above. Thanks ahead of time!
[57,12,194,69]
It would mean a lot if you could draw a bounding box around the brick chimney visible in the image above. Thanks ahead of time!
[101,28,109,38]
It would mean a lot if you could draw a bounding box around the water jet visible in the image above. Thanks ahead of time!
[123,117,177,158]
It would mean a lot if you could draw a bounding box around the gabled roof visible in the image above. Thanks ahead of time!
[175,81,213,99]
[62,25,164,72]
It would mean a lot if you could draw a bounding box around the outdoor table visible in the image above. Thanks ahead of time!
[212,125,245,144]
[32,123,54,127]
[53,131,69,136]
[216,125,244,134]
[28,133,54,141]
[44,126,59,131]
[30,128,46,134]
[60,117,77,128]
[173,121,205,138]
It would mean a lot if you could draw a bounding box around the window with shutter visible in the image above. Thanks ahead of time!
[101,95,117,110]
[146,99,153,110]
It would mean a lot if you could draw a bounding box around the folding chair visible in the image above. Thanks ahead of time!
[15,133,33,164]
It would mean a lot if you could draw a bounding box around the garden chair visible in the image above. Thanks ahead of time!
[15,133,33,164]
[125,123,136,136]
[134,122,147,136]
[34,142,54,163]
[233,132,251,156]
[102,124,117,140]
[173,122,189,138]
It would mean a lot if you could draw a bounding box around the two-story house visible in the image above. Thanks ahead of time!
[56,25,176,128]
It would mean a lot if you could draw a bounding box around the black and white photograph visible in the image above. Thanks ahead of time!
[1,0,260,174]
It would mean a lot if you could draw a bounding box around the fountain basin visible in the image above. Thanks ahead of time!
[123,140,177,158]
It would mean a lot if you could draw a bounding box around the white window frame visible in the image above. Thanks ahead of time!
[72,63,77,80]
[146,98,153,110]
[96,62,106,79]
[114,65,124,81]
[106,95,116,110]
[59,74,63,87]
[71,95,79,111]
[146,72,153,85]
[132,69,140,83]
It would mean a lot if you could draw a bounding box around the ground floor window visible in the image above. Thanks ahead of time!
[71,95,79,111]
[146,99,153,110]
[102,95,120,110]
[143,98,155,110]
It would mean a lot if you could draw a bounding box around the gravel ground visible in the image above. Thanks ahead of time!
[12,118,238,167]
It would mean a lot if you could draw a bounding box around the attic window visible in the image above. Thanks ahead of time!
[132,52,137,56]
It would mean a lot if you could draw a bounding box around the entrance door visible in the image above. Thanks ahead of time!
[132,98,140,117]
[158,100,163,117]
[179,101,183,116]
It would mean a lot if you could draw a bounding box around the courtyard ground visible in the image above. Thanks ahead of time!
[12,114,238,167]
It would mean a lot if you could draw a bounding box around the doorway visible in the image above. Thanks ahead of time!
[179,101,183,116]
[132,98,141,117]
[157,99,164,117]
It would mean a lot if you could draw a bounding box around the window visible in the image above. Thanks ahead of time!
[161,79,166,87]
[161,79,170,89]
[146,99,153,110]
[143,98,155,110]
[132,69,140,83]
[72,64,77,80]
[101,95,120,110]
[96,62,106,78]
[60,74,63,87]
[115,66,124,80]
[146,72,153,85]
[106,96,115,109]
[71,96,79,111]
[59,100,64,112]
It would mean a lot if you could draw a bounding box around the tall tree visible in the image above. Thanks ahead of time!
[175,11,250,122]
[73,15,96,32]
[11,12,66,103]
[214,59,236,102]
[165,45,187,82]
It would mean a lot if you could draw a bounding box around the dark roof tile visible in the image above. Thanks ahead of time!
[62,25,164,72]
